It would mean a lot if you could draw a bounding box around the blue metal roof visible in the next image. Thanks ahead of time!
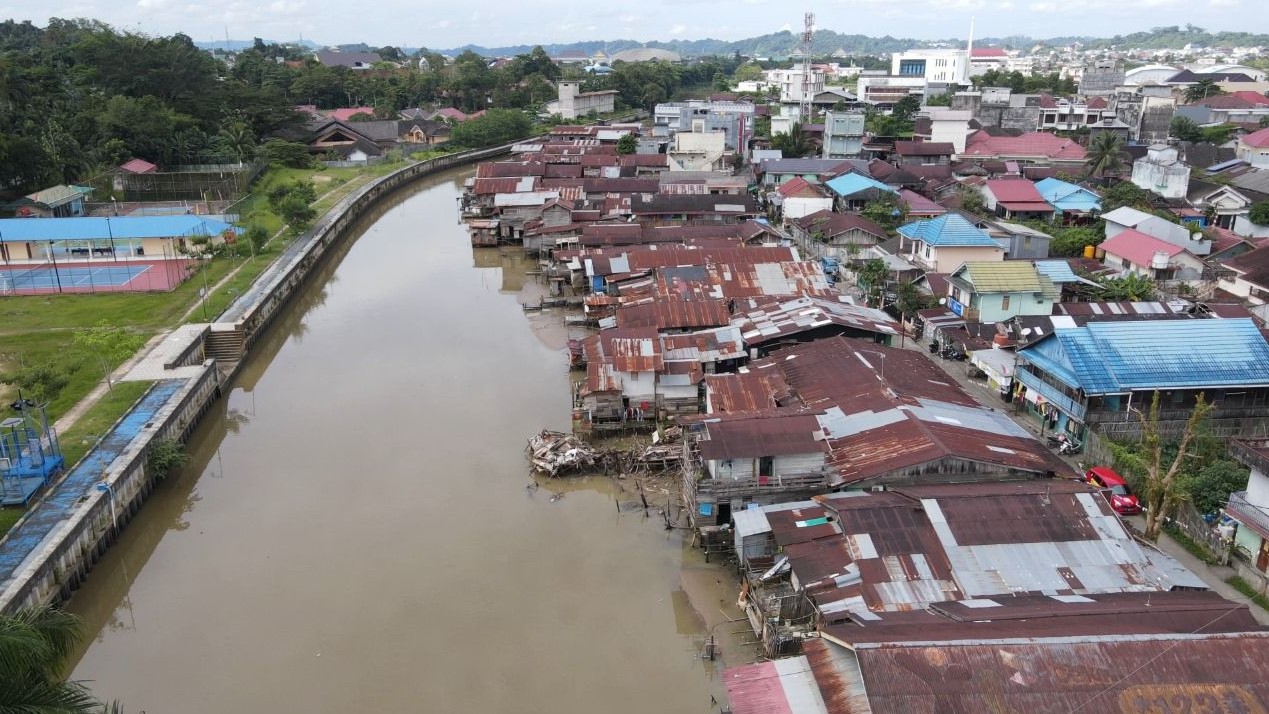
[896,213,999,247]
[824,172,897,198]
[0,216,239,243]
[1018,319,1269,395]
[1033,178,1101,212]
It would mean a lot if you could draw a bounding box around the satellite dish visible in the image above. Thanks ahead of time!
[1021,328,1033,336]
[938,298,947,305]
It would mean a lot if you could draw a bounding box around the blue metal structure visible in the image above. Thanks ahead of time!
[0,264,150,291]
[896,214,1000,247]
[0,381,179,587]
[1018,318,1269,396]
[0,398,64,506]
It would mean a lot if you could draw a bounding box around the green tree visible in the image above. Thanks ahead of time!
[854,258,889,305]
[1101,180,1154,213]
[1250,201,1269,226]
[1170,115,1202,142]
[0,607,109,712]
[0,360,72,405]
[1096,273,1156,301]
[259,139,315,168]
[72,321,144,392]
[448,108,532,148]
[733,63,763,83]
[1085,131,1127,179]
[860,194,908,230]
[1184,79,1225,103]
[924,93,952,107]
[959,186,987,216]
[1110,391,1214,541]
[1200,124,1235,144]
[1047,225,1103,257]
[616,133,637,155]
[770,122,811,157]
[891,94,921,122]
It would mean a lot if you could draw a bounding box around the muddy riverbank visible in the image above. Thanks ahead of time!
[67,167,752,712]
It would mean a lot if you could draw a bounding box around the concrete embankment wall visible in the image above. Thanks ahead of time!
[0,145,508,615]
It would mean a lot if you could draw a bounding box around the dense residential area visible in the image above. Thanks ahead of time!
[7,12,1269,713]
[461,29,1269,712]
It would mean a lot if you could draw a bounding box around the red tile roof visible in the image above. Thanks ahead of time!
[963,131,1087,160]
[118,158,158,174]
[971,47,1007,57]
[1099,228,1185,267]
[776,176,826,199]
[1232,91,1269,107]
[1243,127,1269,149]
[985,179,1053,211]
[793,209,889,240]
[894,141,955,156]
[1086,96,1108,109]
[898,189,947,216]
[327,106,376,121]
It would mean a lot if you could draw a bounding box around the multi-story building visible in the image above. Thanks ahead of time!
[763,68,826,105]
[820,110,866,159]
[653,100,755,152]
[890,48,970,84]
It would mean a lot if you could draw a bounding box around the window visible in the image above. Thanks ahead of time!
[1001,295,1011,310]
[1023,235,1032,249]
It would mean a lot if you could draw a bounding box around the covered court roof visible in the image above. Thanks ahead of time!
[0,215,239,242]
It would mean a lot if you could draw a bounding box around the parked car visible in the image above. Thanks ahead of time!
[1084,466,1142,515]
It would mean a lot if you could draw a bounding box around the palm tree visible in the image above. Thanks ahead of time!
[1085,132,1127,181]
[0,607,109,712]
[1183,79,1225,104]
[770,122,811,158]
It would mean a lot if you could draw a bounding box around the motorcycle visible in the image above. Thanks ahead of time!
[1048,433,1081,455]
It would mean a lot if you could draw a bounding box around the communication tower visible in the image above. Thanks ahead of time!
[799,12,816,122]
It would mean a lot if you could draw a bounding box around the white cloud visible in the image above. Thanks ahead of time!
[137,0,166,8]
[669,24,686,35]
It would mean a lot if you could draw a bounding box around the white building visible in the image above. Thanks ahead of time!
[546,82,617,120]
[918,108,974,153]
[890,49,970,85]
[1131,145,1191,200]
[856,74,927,104]
[668,131,728,172]
[764,68,826,105]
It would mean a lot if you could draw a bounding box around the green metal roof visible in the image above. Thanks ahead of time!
[954,261,1060,300]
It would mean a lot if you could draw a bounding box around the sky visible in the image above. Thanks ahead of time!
[6,0,1267,50]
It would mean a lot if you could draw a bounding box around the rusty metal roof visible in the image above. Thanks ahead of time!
[698,412,827,460]
[802,638,872,714]
[475,161,544,178]
[750,481,1206,618]
[822,591,1266,645]
[736,337,1070,484]
[854,632,1269,714]
[705,368,795,414]
[615,299,731,330]
[472,176,540,195]
[733,295,900,346]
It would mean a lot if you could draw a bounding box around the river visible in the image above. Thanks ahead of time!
[67,168,743,712]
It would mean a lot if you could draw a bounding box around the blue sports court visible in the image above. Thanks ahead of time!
[0,263,150,291]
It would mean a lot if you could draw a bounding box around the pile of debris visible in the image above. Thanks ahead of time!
[527,430,598,476]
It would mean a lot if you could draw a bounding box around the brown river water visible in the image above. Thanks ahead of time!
[67,168,748,712]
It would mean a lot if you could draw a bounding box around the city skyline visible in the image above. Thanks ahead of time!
[7,0,1269,51]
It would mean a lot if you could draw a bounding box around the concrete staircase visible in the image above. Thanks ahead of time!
[204,327,245,363]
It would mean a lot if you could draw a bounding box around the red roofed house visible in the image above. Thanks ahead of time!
[1100,228,1206,281]
[961,130,1087,167]
[326,106,376,122]
[118,158,158,174]
[1237,127,1269,169]
[775,177,833,220]
[980,179,1055,220]
[789,209,889,259]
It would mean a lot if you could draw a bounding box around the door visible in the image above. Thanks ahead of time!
[1257,539,1269,573]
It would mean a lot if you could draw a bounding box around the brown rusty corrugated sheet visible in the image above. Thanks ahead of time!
[855,633,1269,714]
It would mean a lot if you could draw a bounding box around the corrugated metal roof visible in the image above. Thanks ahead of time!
[855,632,1269,714]
[1019,318,1269,395]
[953,261,1057,296]
[897,214,1000,247]
[699,412,827,460]
[824,173,898,198]
[0,215,238,242]
[724,657,829,714]
[733,295,900,345]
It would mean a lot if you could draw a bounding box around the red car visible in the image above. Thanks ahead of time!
[1084,466,1142,515]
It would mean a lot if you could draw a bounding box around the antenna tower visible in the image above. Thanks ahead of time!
[799,12,815,122]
